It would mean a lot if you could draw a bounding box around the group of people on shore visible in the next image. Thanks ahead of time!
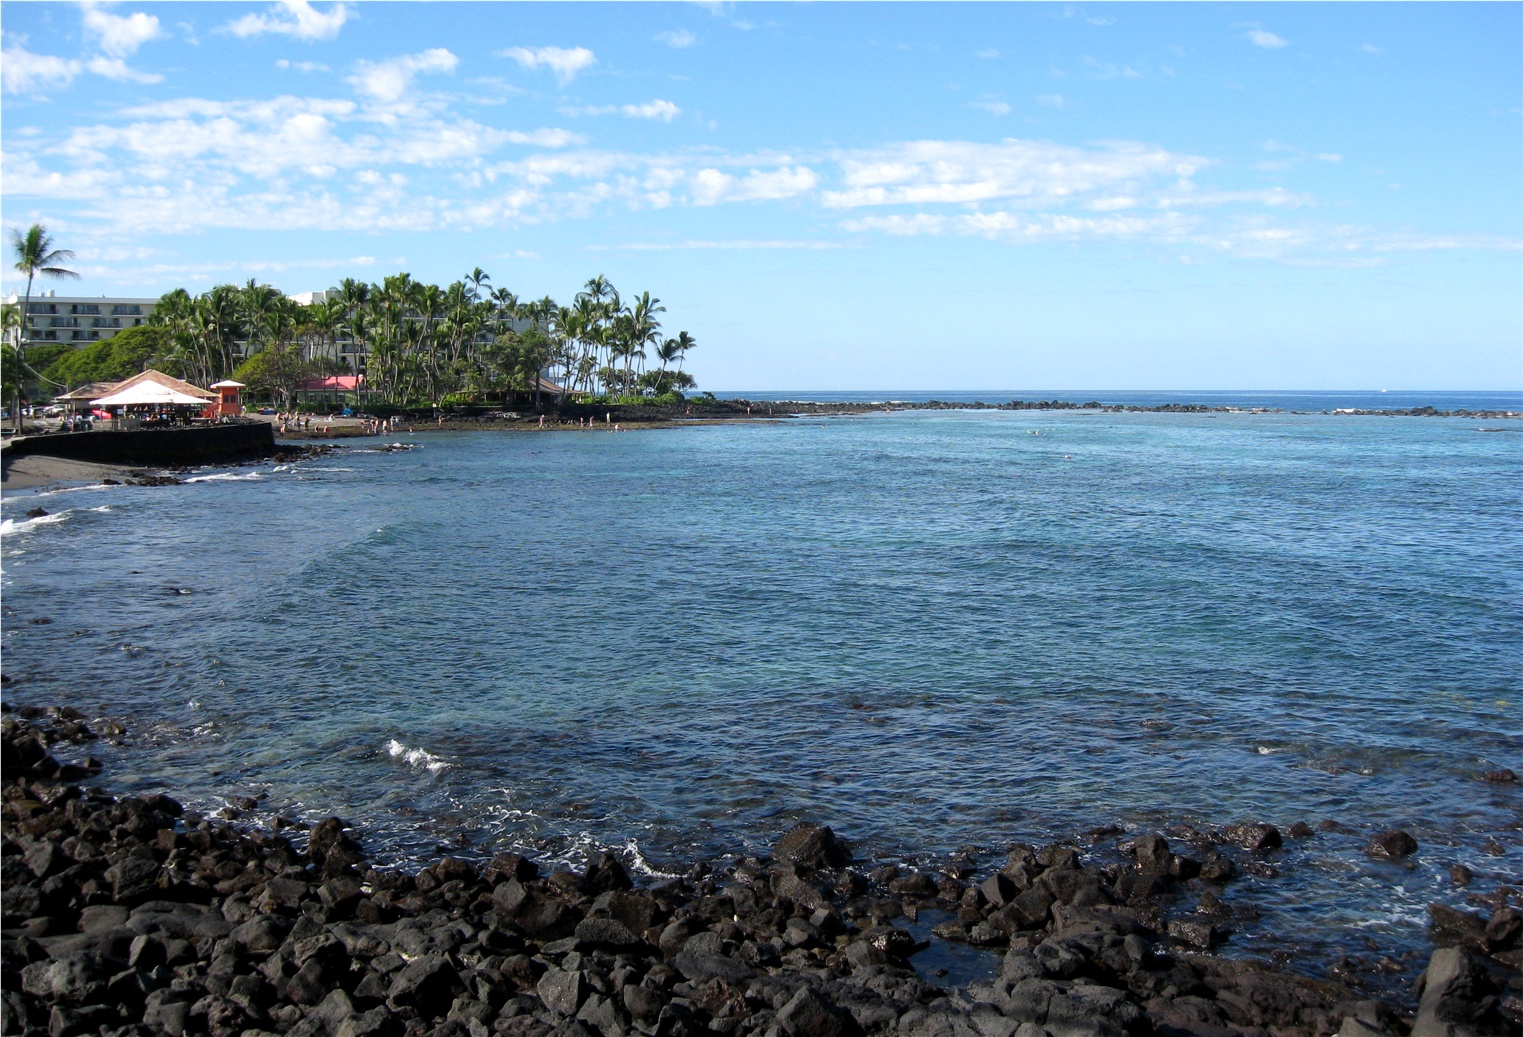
[363,415,401,435]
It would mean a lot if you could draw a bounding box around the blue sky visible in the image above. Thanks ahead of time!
[3,1,1520,390]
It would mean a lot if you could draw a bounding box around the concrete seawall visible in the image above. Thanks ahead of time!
[1,420,276,467]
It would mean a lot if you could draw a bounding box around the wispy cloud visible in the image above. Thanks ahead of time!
[656,30,698,49]
[971,100,1011,116]
[85,56,163,84]
[976,48,1001,59]
[504,128,586,148]
[587,239,844,252]
[1,45,82,94]
[3,5,164,96]
[561,100,681,121]
[277,59,330,73]
[1246,28,1288,49]
[1037,94,1065,108]
[690,166,818,206]
[500,46,597,85]
[349,49,458,104]
[1361,43,1384,55]
[821,139,1203,210]
[224,1,350,41]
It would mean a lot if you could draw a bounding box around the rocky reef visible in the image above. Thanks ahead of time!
[3,711,1518,1037]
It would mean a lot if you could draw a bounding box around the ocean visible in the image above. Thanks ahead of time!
[2,403,1520,994]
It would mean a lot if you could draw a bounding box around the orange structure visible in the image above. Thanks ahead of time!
[207,380,245,418]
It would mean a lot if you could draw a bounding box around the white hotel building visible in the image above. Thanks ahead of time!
[4,290,158,346]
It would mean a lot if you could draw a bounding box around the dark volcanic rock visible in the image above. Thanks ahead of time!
[773,822,852,871]
[1223,822,1283,852]
[1366,829,1420,860]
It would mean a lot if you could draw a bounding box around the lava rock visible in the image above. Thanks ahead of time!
[1366,830,1419,860]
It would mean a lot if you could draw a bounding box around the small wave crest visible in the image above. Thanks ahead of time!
[0,512,70,536]
[622,837,686,880]
[186,472,264,483]
[386,738,451,774]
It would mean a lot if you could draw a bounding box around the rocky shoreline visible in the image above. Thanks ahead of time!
[3,710,1518,1037]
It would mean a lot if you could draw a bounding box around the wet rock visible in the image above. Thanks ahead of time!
[1122,833,1171,869]
[1168,918,1221,950]
[583,850,633,892]
[772,823,852,872]
[1429,904,1487,948]
[1479,769,1516,784]
[1483,906,1521,952]
[1223,823,1283,852]
[1366,830,1419,860]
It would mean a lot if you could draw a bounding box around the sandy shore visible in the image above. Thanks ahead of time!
[0,453,146,492]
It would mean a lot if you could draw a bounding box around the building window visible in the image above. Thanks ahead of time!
[72,304,101,315]
[112,305,143,316]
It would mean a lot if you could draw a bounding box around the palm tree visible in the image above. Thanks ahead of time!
[9,224,78,423]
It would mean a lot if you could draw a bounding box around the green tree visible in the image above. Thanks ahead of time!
[233,342,314,409]
[44,325,173,386]
[8,224,79,423]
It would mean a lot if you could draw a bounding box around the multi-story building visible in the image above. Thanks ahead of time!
[3,290,158,346]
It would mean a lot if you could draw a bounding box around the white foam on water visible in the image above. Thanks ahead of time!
[623,838,685,880]
[386,738,451,774]
[25,484,114,501]
[0,512,70,537]
[186,472,264,483]
[88,505,112,513]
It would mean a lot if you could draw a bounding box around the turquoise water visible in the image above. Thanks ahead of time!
[2,409,1520,985]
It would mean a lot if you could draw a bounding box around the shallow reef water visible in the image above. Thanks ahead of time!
[2,407,1520,990]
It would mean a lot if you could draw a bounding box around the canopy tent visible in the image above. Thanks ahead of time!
[93,381,214,407]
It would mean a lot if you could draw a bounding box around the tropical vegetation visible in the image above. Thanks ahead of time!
[136,271,698,409]
[7,223,79,421]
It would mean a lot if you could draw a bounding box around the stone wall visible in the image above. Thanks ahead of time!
[1,420,275,466]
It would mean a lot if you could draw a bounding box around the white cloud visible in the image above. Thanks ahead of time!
[588,239,843,251]
[500,46,597,85]
[1316,153,1342,163]
[1247,28,1288,49]
[971,100,1012,116]
[1,45,81,94]
[80,4,163,58]
[562,100,682,121]
[623,100,681,121]
[225,1,351,41]
[1361,44,1384,54]
[690,166,819,206]
[349,49,458,103]
[505,128,586,148]
[1037,94,1065,108]
[85,56,164,84]
[277,59,331,73]
[976,48,1001,59]
[821,139,1205,210]
[842,210,1199,244]
[656,30,697,48]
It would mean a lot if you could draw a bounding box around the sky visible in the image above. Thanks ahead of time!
[2,1,1520,391]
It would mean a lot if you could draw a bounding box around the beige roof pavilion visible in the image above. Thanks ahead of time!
[92,369,217,408]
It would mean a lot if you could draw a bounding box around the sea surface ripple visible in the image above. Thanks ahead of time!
[2,409,1520,988]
